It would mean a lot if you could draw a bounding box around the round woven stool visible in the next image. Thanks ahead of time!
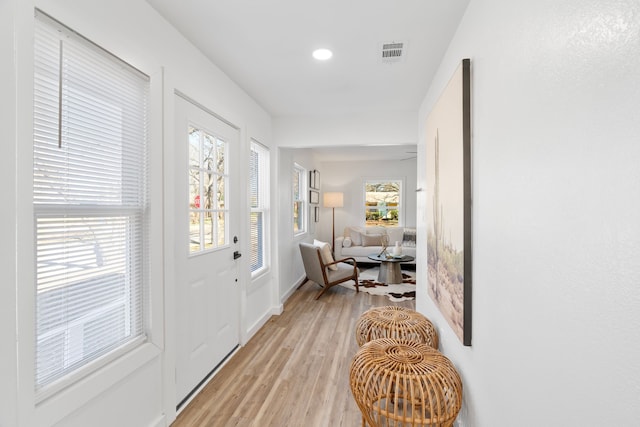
[350,338,462,427]
[355,306,439,349]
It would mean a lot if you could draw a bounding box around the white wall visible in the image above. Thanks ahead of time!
[318,159,418,245]
[274,110,417,148]
[2,0,276,425]
[415,0,640,425]
[276,148,321,300]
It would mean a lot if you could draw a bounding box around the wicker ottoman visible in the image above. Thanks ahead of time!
[355,306,439,349]
[350,338,462,427]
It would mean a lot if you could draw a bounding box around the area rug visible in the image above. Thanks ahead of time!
[339,266,416,302]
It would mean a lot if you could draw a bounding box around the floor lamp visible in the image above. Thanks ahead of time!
[323,192,344,252]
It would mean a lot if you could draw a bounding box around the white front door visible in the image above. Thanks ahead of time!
[174,95,241,406]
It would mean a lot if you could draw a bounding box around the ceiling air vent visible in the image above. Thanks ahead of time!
[380,41,406,64]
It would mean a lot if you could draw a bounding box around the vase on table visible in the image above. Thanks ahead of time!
[392,241,402,257]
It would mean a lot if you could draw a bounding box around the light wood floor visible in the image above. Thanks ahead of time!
[171,277,415,427]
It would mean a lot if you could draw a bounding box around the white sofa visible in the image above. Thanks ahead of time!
[334,226,417,265]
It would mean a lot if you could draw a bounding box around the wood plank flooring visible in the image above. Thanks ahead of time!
[171,277,415,427]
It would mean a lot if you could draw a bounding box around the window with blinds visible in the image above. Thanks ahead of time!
[249,141,269,274]
[33,11,149,395]
[293,164,306,235]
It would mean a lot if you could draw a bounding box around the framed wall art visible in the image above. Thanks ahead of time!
[309,190,319,204]
[310,169,320,190]
[426,58,472,346]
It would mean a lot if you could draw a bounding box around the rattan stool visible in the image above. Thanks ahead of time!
[350,338,462,427]
[355,306,439,349]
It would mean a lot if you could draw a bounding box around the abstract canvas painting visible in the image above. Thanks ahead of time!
[426,59,472,345]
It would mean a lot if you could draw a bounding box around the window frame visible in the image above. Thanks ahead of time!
[363,178,404,228]
[293,163,307,236]
[249,140,270,277]
[32,11,151,400]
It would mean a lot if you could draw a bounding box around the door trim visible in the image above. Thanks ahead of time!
[174,90,240,131]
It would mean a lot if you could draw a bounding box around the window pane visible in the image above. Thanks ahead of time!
[189,168,200,209]
[189,127,200,169]
[189,211,201,252]
[250,211,263,272]
[293,170,300,199]
[203,134,214,170]
[249,149,259,208]
[203,213,213,250]
[217,211,226,246]
[216,139,225,175]
[293,201,304,233]
[204,172,213,210]
[215,176,225,210]
[249,142,268,275]
[365,181,401,227]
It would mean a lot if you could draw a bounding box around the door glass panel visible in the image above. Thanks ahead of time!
[189,169,200,210]
[217,211,226,246]
[216,176,225,209]
[189,126,200,169]
[204,172,213,210]
[189,211,201,253]
[203,134,214,171]
[188,127,228,253]
[216,140,225,175]
[203,213,213,250]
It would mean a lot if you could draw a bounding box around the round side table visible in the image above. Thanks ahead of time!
[350,338,462,427]
[355,305,439,349]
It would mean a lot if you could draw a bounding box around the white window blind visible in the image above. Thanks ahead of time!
[33,12,149,394]
[293,164,306,235]
[249,141,269,274]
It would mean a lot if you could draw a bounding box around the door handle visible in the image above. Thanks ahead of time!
[233,251,242,260]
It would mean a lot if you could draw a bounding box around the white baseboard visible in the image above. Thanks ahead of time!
[148,414,166,427]
[271,304,283,316]
[281,274,306,303]
[245,310,273,340]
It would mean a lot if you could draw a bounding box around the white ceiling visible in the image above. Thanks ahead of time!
[146,0,470,160]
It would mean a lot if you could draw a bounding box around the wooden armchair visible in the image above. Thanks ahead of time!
[298,242,359,299]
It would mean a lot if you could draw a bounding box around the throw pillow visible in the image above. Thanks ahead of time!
[313,239,337,270]
[343,237,352,248]
[349,229,362,246]
[386,227,404,246]
[402,228,417,247]
[361,233,383,247]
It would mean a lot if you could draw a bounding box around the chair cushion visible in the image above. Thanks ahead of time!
[313,239,337,270]
[327,262,358,282]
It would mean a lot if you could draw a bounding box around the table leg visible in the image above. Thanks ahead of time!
[377,261,403,284]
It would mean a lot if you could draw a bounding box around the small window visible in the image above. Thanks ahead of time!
[188,127,229,254]
[249,141,269,274]
[364,180,402,227]
[293,164,307,235]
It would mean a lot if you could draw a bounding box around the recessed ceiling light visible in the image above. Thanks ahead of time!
[312,48,333,61]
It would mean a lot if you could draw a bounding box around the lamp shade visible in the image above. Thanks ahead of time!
[323,192,344,208]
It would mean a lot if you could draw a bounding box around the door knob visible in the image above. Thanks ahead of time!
[233,251,242,260]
